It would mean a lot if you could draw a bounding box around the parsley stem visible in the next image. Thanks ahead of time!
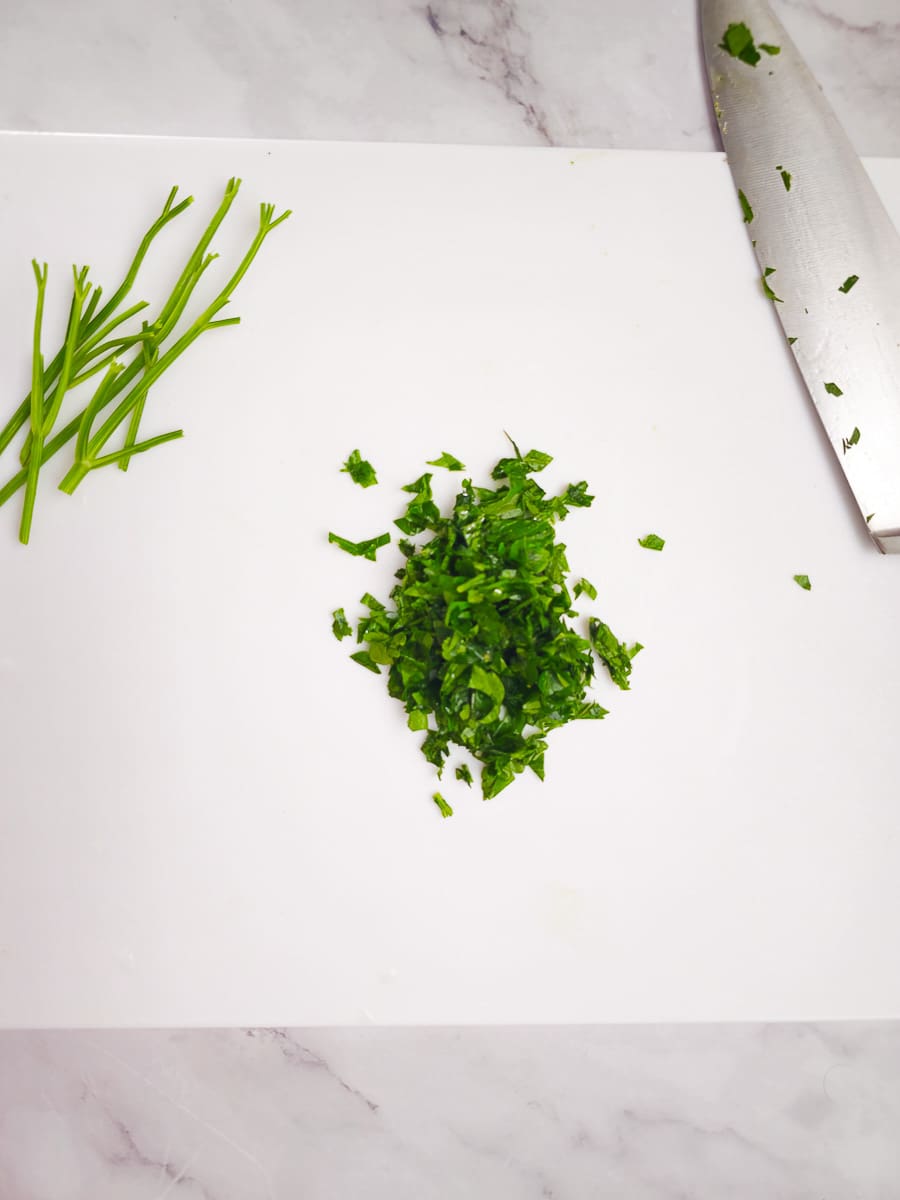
[19,262,48,545]
[0,188,191,461]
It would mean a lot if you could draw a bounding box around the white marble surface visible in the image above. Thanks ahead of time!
[2,0,900,1195]
[1,1024,899,1198]
[0,0,898,154]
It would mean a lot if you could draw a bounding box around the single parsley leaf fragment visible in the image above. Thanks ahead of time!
[328,530,391,560]
[638,533,665,551]
[762,267,784,303]
[787,336,798,345]
[341,448,378,488]
[866,513,875,524]
[793,574,812,591]
[824,381,843,397]
[719,22,761,65]
[839,275,859,293]
[426,452,466,471]
[760,42,780,55]
[433,792,453,818]
[779,168,792,191]
[350,649,381,673]
[573,577,598,601]
[332,607,352,640]
[842,426,861,454]
[738,189,754,223]
[455,764,473,787]
[589,619,643,691]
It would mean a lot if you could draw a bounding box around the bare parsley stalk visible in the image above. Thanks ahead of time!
[0,181,290,540]
[0,186,193,461]
[58,199,290,496]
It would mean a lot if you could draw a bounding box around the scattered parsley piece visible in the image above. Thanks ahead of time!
[779,168,792,191]
[760,42,781,55]
[793,574,812,591]
[762,267,784,303]
[328,530,391,560]
[719,22,761,66]
[842,426,861,454]
[341,448,378,488]
[824,381,843,396]
[334,445,637,804]
[838,275,859,293]
[332,607,352,640]
[787,336,798,345]
[433,792,453,818]
[395,472,440,535]
[573,577,598,601]
[638,533,665,551]
[350,649,381,673]
[589,620,643,691]
[866,513,875,524]
[455,764,473,787]
[738,189,754,223]
[426,451,466,471]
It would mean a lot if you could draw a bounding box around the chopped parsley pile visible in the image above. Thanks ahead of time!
[330,443,641,812]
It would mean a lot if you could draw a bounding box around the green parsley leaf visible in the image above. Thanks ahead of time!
[350,649,381,673]
[573,577,598,601]
[824,381,843,396]
[793,574,812,591]
[433,792,453,818]
[589,619,642,691]
[762,267,784,303]
[426,451,466,471]
[395,472,441,536]
[787,336,798,345]
[719,22,761,65]
[341,448,378,488]
[866,513,875,524]
[738,189,754,223]
[838,275,859,293]
[408,710,429,731]
[779,168,792,191]
[331,607,352,640]
[455,764,473,787]
[638,533,665,551]
[842,426,861,454]
[328,530,391,560]
[760,42,781,55]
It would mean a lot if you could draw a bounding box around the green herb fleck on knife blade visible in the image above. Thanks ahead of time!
[838,275,859,294]
[793,574,812,591]
[842,427,861,454]
[824,382,843,397]
[638,533,665,551]
[738,189,754,223]
[762,267,784,303]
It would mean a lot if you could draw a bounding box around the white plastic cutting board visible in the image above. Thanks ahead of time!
[1,134,899,1028]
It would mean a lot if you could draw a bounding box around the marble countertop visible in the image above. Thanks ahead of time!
[1,0,899,1196]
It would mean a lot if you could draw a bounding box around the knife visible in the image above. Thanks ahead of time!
[700,0,900,552]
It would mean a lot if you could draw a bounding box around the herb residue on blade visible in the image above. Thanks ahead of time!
[341,449,378,488]
[333,443,640,810]
[719,23,780,67]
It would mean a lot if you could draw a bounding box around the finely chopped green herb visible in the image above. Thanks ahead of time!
[638,533,665,551]
[793,574,811,591]
[738,190,754,223]
[839,275,859,293]
[333,443,640,810]
[341,449,378,488]
[719,23,780,67]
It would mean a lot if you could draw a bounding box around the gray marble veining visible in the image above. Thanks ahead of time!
[0,0,898,153]
[2,1024,900,1198]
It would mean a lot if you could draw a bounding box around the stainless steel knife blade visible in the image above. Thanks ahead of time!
[701,0,900,552]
